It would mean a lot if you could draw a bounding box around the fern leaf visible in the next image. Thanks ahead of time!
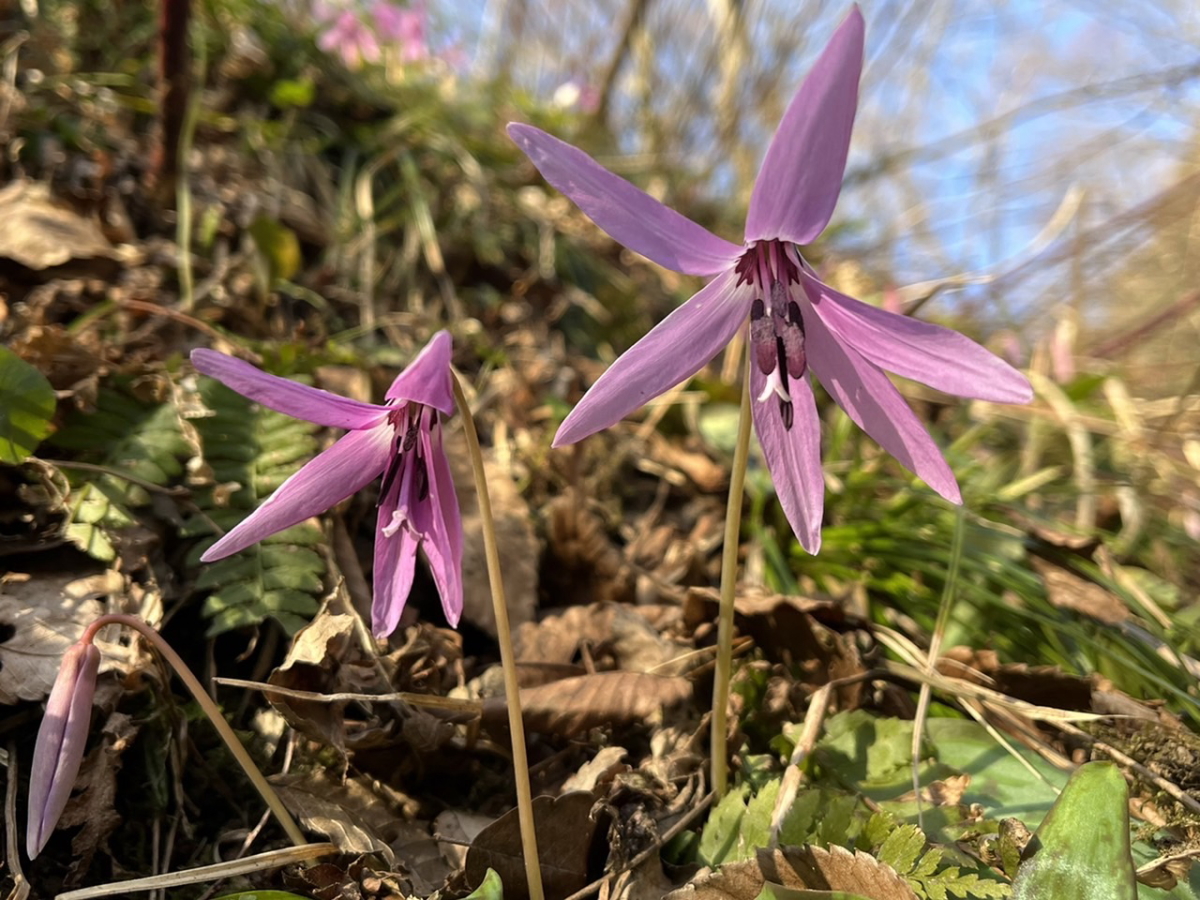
[186,376,329,636]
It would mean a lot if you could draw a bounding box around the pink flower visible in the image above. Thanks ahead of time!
[191,332,463,635]
[317,9,382,69]
[371,0,430,62]
[508,8,1032,552]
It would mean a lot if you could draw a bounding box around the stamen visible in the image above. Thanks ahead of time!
[778,397,794,431]
[750,297,776,375]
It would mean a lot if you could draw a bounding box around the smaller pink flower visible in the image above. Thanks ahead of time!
[191,332,464,636]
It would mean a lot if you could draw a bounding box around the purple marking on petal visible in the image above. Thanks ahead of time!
[201,425,393,561]
[799,271,1033,403]
[191,349,388,430]
[750,366,825,553]
[804,299,962,503]
[420,425,464,627]
[372,475,420,637]
[384,330,456,413]
[507,123,743,276]
[553,269,752,446]
[27,641,100,858]
[745,7,865,246]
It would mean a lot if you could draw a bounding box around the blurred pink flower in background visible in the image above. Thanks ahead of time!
[314,3,382,69]
[372,0,430,62]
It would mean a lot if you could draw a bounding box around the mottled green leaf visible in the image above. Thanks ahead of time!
[0,346,55,462]
[1012,762,1136,900]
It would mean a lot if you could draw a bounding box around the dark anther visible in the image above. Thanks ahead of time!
[779,398,794,431]
[751,298,776,375]
[787,300,804,329]
[775,336,791,395]
[415,459,430,502]
[378,455,401,507]
[403,420,418,452]
[751,297,765,320]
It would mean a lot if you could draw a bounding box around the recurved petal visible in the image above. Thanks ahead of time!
[804,300,962,503]
[750,367,825,553]
[27,641,100,858]
[420,425,464,627]
[507,123,743,276]
[191,349,388,430]
[801,270,1034,403]
[372,487,420,638]
[384,330,456,413]
[201,425,393,561]
[745,7,864,246]
[554,268,752,446]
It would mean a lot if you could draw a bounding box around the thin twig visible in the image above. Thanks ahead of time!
[5,742,31,900]
[769,684,832,847]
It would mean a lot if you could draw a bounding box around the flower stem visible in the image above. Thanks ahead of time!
[451,374,545,900]
[82,614,308,850]
[712,350,754,798]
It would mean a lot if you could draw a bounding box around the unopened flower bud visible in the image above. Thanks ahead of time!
[26,640,100,859]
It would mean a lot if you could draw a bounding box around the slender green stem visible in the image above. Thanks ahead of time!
[910,503,966,828]
[82,614,308,850]
[451,374,545,900]
[712,351,754,798]
[175,21,203,311]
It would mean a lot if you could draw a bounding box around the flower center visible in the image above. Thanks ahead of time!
[737,240,807,430]
[378,403,431,515]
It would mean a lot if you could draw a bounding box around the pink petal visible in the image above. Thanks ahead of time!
[801,271,1033,403]
[201,425,393,561]
[804,299,962,503]
[27,641,100,858]
[750,367,825,553]
[191,350,388,430]
[745,7,864,246]
[554,269,752,446]
[372,480,420,637]
[384,330,455,413]
[507,124,743,276]
[420,424,463,627]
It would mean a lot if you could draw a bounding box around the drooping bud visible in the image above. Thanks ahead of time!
[26,640,101,859]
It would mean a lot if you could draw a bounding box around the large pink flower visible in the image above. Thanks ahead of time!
[508,7,1031,553]
[191,332,463,635]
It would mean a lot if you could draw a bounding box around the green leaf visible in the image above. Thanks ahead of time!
[1012,762,1136,900]
[697,786,750,867]
[213,893,313,900]
[464,868,504,900]
[187,376,327,635]
[0,346,55,462]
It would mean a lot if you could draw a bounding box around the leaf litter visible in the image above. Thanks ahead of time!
[2,5,1200,900]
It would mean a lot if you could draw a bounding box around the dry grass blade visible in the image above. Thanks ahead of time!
[53,843,336,900]
[483,670,692,738]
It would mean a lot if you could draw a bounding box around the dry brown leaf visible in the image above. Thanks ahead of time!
[0,570,120,704]
[542,494,635,606]
[666,845,918,900]
[272,771,399,866]
[483,670,692,738]
[1031,557,1129,625]
[0,181,121,274]
[464,792,598,900]
[59,711,139,884]
[267,612,360,762]
[561,745,629,794]
[895,774,971,807]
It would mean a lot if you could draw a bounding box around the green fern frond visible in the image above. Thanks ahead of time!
[50,382,191,561]
[877,820,1011,900]
[185,376,329,637]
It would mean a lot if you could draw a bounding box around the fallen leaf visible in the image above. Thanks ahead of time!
[465,792,599,900]
[0,180,120,276]
[1031,557,1129,625]
[59,711,139,884]
[483,671,692,738]
[666,846,918,900]
[272,771,399,866]
[562,745,628,794]
[0,570,120,704]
